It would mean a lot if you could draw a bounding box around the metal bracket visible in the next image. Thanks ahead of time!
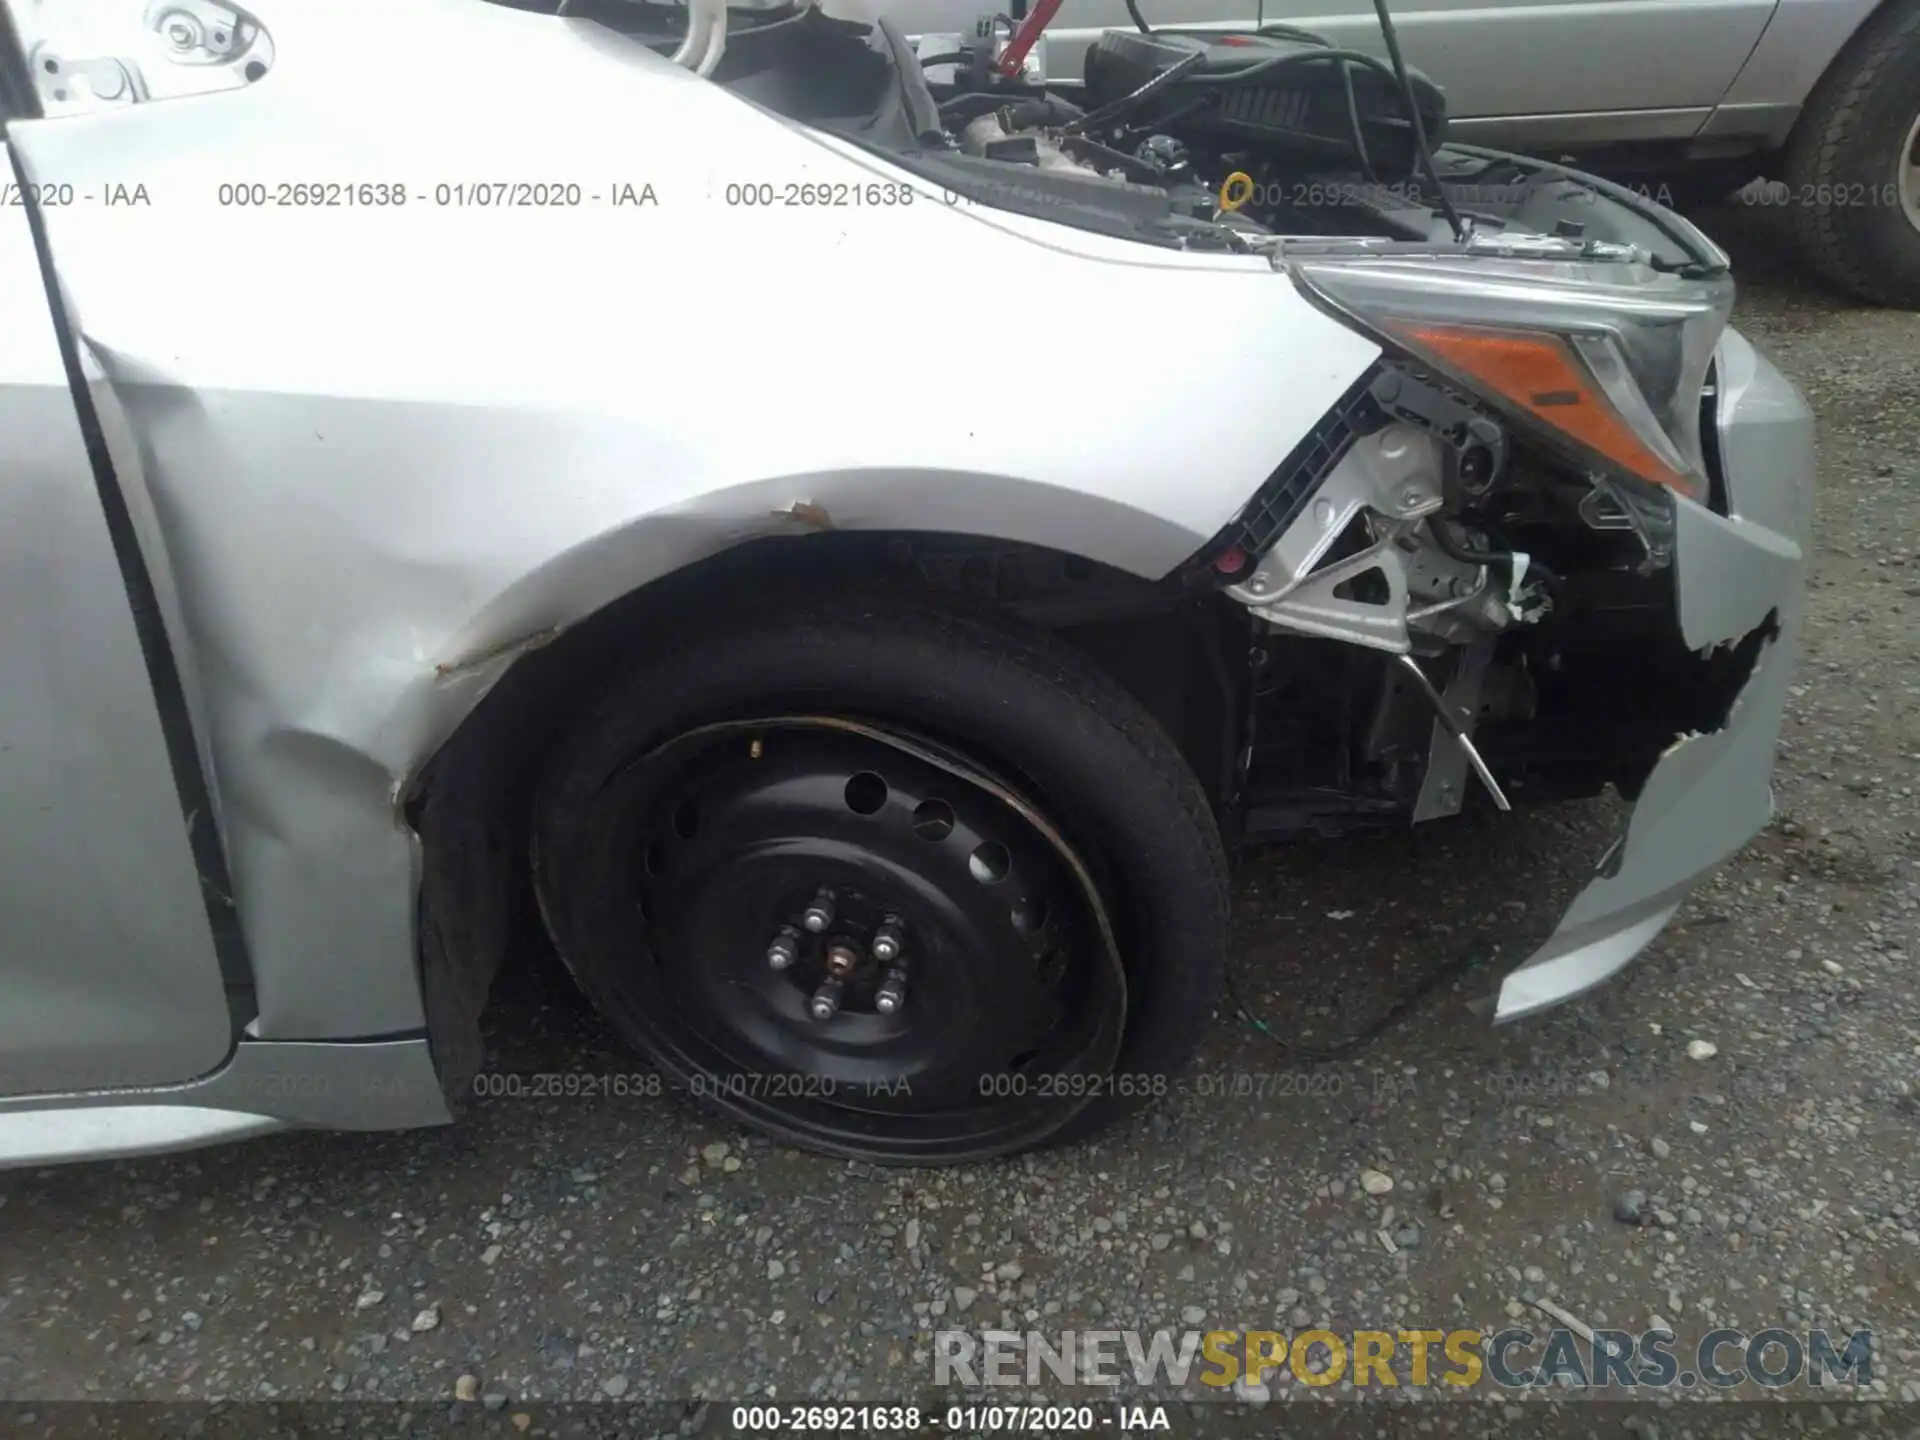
[1581,474,1673,574]
[1404,538,1503,643]
[1401,649,1510,816]
[1411,641,1493,821]
[1225,424,1444,653]
[1247,534,1413,654]
[27,1,273,114]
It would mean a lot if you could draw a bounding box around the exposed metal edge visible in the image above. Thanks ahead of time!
[5,150,257,1032]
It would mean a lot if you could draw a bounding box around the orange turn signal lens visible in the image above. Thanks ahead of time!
[1385,322,1699,497]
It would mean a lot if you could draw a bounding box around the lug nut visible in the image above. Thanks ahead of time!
[824,943,860,979]
[809,977,844,1021]
[874,966,908,1015]
[801,890,836,933]
[765,925,801,971]
[871,919,906,964]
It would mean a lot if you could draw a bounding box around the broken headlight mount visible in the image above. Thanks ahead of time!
[1195,251,1732,633]
[1183,358,1506,586]
[1189,361,1539,656]
[1193,252,1733,837]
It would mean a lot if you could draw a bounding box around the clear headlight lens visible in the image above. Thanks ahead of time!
[1289,256,1735,503]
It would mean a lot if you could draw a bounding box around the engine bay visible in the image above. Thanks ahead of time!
[931,19,1454,240]
[559,0,1718,267]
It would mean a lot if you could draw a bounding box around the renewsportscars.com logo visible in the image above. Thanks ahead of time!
[933,1326,1874,1392]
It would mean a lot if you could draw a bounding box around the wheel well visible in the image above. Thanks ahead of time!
[408,531,1246,1101]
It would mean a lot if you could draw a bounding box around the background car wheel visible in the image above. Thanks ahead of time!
[1782,0,1920,307]
[529,588,1228,1162]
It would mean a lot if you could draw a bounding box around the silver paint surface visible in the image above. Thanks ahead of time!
[0,1038,452,1166]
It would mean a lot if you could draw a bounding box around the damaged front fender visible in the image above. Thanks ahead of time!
[0,0,1383,1046]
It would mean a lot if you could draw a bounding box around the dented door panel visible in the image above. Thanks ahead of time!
[0,171,233,1095]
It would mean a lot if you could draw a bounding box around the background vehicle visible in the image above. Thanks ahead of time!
[872,0,1920,305]
[0,0,1809,1168]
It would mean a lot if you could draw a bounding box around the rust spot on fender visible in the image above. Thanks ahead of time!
[433,625,565,683]
[775,499,834,530]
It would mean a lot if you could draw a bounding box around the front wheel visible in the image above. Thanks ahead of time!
[528,589,1228,1162]
[1782,0,1920,307]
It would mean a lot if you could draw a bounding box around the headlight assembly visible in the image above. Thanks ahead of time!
[1288,255,1734,505]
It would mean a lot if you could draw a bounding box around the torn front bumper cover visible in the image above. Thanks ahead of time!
[1493,328,1813,1021]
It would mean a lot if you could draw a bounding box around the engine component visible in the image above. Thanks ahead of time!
[960,111,1102,173]
[1133,133,1194,182]
[1250,525,1418,652]
[1223,414,1554,656]
[1404,530,1500,640]
[1082,29,1446,176]
[954,106,1227,218]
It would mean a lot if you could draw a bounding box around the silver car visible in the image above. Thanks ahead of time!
[878,0,1920,306]
[1,0,1810,1167]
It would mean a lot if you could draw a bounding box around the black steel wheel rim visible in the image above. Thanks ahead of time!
[586,716,1128,1160]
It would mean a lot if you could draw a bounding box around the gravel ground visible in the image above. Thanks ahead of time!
[1,202,1916,1435]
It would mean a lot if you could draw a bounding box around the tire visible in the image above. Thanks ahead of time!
[528,585,1228,1162]
[1782,0,1920,307]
